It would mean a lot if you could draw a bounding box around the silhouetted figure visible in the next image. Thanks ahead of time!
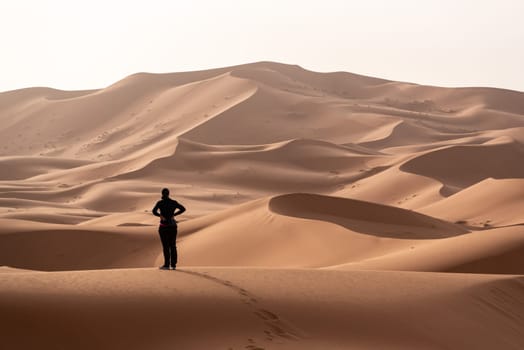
[152,188,186,270]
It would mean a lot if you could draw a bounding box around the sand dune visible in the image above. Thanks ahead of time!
[420,178,524,227]
[335,225,524,274]
[0,71,256,161]
[1,61,524,349]
[8,192,521,274]
[401,139,524,190]
[0,219,158,270]
[1,268,523,349]
[177,193,468,269]
[334,165,445,209]
[177,194,524,274]
[0,156,91,180]
[113,138,384,194]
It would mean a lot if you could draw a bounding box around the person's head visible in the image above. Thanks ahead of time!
[161,188,170,199]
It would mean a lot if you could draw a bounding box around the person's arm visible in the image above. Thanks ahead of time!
[152,202,161,217]
[174,202,186,217]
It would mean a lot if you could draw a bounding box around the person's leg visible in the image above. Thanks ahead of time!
[169,227,178,268]
[158,227,171,267]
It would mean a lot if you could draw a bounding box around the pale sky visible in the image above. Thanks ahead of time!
[1,0,523,92]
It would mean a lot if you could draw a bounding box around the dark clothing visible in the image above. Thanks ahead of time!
[159,225,178,267]
[152,197,186,267]
[152,198,186,226]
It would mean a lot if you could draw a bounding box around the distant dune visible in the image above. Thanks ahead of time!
[1,62,523,349]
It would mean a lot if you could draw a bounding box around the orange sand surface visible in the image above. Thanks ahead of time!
[1,62,523,349]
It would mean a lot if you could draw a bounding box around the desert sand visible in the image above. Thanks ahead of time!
[1,61,523,349]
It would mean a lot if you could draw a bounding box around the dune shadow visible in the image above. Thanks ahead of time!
[269,193,468,239]
[0,229,157,271]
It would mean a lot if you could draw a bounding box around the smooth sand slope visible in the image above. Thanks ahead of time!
[1,61,524,349]
[2,268,524,350]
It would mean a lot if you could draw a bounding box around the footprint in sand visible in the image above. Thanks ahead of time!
[178,270,303,346]
[245,338,265,350]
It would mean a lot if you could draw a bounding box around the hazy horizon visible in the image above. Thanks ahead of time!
[1,0,523,93]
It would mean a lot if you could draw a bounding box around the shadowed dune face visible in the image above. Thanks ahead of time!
[0,222,158,271]
[268,193,467,238]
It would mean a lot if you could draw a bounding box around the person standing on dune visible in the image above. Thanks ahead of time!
[152,188,186,270]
